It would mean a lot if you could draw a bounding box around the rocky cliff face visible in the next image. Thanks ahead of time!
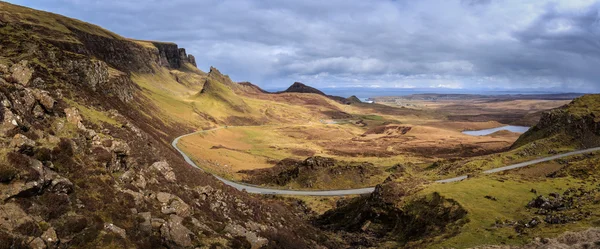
[178,48,197,67]
[512,95,600,149]
[150,43,198,69]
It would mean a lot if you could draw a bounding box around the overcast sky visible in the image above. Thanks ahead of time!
[8,0,600,92]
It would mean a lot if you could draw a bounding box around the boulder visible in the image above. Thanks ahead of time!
[150,161,177,182]
[160,215,193,247]
[64,108,85,130]
[9,88,36,116]
[32,89,55,111]
[224,223,269,249]
[156,192,173,204]
[33,104,45,118]
[29,237,46,249]
[1,107,20,137]
[41,227,58,248]
[161,206,177,215]
[110,140,130,156]
[170,199,192,217]
[138,212,153,233]
[10,60,33,86]
[0,63,8,74]
[104,223,127,239]
[10,134,35,153]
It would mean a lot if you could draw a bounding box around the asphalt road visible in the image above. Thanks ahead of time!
[172,127,600,196]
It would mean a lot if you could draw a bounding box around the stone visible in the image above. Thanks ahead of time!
[9,88,36,116]
[0,63,8,74]
[104,223,127,239]
[33,104,45,118]
[10,60,34,86]
[151,218,165,229]
[30,159,45,177]
[134,174,147,189]
[170,199,192,217]
[150,161,177,182]
[110,140,130,156]
[29,237,47,249]
[64,108,85,130]
[32,77,45,86]
[32,89,55,111]
[161,206,177,215]
[138,212,152,233]
[1,107,20,137]
[41,227,58,248]
[156,192,173,203]
[224,223,269,249]
[10,134,35,152]
[160,215,193,247]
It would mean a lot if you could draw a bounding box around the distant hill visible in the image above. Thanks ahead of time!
[278,82,354,104]
[282,82,326,95]
[512,94,600,149]
[345,95,362,104]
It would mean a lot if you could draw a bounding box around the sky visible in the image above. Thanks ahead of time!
[7,0,600,92]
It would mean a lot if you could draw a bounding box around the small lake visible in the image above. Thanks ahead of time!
[462,125,530,136]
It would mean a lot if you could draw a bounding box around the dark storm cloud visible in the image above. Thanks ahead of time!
[7,0,600,91]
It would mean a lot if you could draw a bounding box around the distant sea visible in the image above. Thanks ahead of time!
[264,87,584,99]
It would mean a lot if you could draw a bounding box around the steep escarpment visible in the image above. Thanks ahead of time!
[0,2,340,248]
[512,94,600,149]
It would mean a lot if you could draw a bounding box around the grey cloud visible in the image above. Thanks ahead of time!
[7,0,600,92]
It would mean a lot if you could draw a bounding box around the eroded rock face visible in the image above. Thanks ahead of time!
[153,42,181,69]
[178,48,197,67]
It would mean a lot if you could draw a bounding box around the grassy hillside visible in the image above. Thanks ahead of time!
[513,94,600,149]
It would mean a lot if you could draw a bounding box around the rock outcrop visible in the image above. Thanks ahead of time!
[241,156,383,189]
[151,43,198,69]
[316,178,467,246]
[512,94,600,149]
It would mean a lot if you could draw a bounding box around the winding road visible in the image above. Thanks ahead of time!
[172,127,600,196]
